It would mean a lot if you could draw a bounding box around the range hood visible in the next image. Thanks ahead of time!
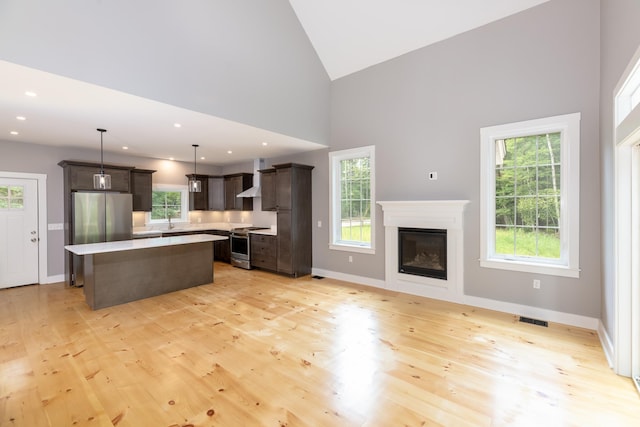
[236,158,265,198]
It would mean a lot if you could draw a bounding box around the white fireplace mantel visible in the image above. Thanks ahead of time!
[377,200,470,302]
[377,200,469,229]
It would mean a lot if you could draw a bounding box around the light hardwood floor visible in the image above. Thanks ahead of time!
[1,262,638,426]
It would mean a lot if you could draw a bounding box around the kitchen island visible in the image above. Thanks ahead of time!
[65,234,227,310]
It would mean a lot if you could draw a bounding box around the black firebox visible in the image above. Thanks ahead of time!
[398,228,447,280]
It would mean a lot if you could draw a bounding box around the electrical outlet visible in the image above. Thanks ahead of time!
[428,171,438,180]
[533,279,541,289]
[348,255,353,263]
[317,220,322,228]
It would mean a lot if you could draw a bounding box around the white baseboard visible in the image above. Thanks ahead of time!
[460,294,599,330]
[312,268,387,290]
[42,274,65,284]
[312,268,599,330]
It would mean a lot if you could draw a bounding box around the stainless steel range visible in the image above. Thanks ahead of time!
[230,226,269,269]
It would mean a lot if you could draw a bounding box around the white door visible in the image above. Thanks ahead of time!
[0,178,39,288]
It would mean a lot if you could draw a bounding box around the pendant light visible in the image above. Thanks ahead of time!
[188,144,202,192]
[93,128,111,190]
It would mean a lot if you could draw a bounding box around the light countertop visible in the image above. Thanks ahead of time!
[65,234,227,256]
[132,222,269,236]
[133,223,277,237]
[249,229,277,236]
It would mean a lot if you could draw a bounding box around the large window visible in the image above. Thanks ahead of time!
[480,113,580,277]
[148,184,188,224]
[329,146,375,253]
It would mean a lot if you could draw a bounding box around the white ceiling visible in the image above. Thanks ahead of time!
[1,0,549,166]
[0,60,326,167]
[289,0,550,80]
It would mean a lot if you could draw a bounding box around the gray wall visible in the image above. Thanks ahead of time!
[0,0,330,145]
[599,1,640,338]
[318,0,602,317]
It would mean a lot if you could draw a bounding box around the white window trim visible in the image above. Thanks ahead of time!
[617,56,640,126]
[613,44,640,379]
[480,113,580,278]
[146,183,189,225]
[329,145,376,254]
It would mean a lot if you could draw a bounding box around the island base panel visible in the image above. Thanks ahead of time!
[83,242,213,310]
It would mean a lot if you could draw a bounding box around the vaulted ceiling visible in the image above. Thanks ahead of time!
[289,0,549,80]
[1,1,549,165]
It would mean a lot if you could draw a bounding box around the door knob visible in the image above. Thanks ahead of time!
[31,230,37,234]
[31,238,37,242]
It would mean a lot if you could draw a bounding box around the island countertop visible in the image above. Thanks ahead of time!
[65,234,227,256]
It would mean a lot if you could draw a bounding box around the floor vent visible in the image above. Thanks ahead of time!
[312,275,325,279]
[519,316,548,327]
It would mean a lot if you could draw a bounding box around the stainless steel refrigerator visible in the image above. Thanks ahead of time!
[71,192,133,286]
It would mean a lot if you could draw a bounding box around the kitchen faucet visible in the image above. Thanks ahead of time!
[168,213,175,229]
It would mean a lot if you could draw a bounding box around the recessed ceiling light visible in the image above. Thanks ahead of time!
[174,123,181,128]
[200,156,205,160]
[25,91,37,97]
[262,141,268,146]
[10,131,19,135]
[122,146,129,150]
[169,157,175,161]
[16,116,26,121]
[227,150,233,154]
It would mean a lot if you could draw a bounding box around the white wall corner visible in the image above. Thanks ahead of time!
[598,319,615,369]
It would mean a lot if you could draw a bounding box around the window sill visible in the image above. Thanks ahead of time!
[480,258,580,278]
[329,244,375,255]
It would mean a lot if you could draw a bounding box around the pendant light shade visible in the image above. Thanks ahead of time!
[93,128,111,190]
[188,144,202,193]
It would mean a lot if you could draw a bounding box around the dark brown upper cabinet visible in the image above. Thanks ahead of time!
[186,174,210,211]
[58,160,133,193]
[208,176,225,211]
[259,168,277,211]
[224,173,253,211]
[131,169,155,211]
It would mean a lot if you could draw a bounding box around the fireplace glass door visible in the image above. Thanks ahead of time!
[398,228,447,280]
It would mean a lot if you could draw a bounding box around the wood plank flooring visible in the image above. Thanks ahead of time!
[1,262,638,426]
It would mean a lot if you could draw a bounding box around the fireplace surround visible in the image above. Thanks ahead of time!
[377,200,469,301]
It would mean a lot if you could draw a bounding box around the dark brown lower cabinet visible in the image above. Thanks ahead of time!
[250,234,277,271]
[276,210,293,274]
[162,230,230,263]
[209,230,231,263]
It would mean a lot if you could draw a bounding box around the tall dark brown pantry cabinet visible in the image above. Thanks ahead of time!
[269,163,313,277]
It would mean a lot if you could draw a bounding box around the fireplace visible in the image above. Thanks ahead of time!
[378,200,469,300]
[398,228,447,280]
